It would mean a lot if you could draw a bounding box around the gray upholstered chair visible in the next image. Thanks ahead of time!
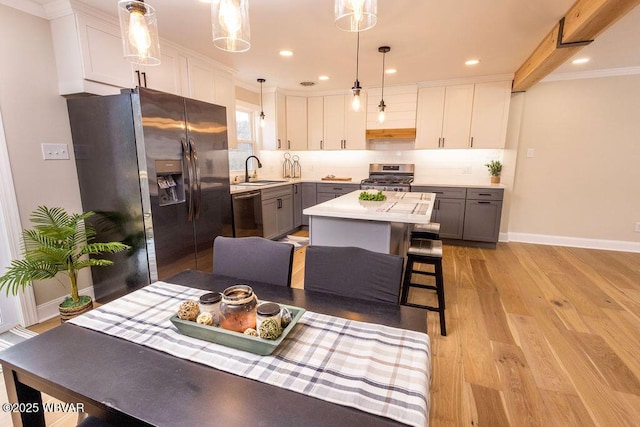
[213,236,295,287]
[304,245,404,304]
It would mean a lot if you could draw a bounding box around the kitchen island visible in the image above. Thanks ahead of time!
[303,190,436,255]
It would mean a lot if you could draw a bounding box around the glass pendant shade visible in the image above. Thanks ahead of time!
[352,84,361,111]
[212,0,251,52]
[118,0,161,66]
[335,0,377,32]
[377,100,386,123]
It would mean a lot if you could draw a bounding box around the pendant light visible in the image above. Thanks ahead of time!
[118,0,161,66]
[212,0,251,52]
[377,46,390,124]
[258,78,266,128]
[351,32,362,112]
[335,0,378,32]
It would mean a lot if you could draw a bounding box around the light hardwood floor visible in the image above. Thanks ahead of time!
[4,238,639,426]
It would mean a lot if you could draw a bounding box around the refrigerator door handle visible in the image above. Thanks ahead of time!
[189,137,202,219]
[181,137,195,221]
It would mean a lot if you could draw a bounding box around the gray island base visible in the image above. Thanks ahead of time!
[304,190,436,255]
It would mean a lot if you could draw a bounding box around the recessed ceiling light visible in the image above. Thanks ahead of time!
[198,0,211,3]
[319,75,330,81]
[385,69,397,74]
[572,57,590,65]
[279,50,293,57]
[465,59,480,66]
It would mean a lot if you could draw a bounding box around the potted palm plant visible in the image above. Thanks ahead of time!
[485,160,503,184]
[0,206,130,321]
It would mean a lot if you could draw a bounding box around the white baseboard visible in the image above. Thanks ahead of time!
[506,232,640,253]
[36,286,95,323]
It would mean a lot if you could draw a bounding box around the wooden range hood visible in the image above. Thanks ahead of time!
[366,128,417,140]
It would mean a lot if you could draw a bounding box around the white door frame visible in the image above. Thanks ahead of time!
[0,108,38,327]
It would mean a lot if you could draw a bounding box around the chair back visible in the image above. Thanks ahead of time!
[304,245,404,304]
[213,236,294,287]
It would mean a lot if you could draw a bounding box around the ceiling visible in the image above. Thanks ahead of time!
[35,0,640,92]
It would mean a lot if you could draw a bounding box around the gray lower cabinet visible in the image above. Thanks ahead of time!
[293,183,302,227]
[261,185,294,239]
[462,189,504,242]
[301,183,317,226]
[412,186,466,239]
[316,183,360,204]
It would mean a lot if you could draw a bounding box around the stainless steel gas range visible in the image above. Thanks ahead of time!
[360,163,415,192]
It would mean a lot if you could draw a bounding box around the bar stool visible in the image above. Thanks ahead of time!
[401,238,446,336]
[411,222,440,240]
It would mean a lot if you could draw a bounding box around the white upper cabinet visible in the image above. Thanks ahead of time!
[307,97,324,150]
[323,95,346,150]
[415,86,445,149]
[345,93,367,150]
[441,84,474,149]
[285,96,308,150]
[415,81,511,149]
[366,85,418,130]
[320,94,366,150]
[186,56,216,104]
[133,43,183,96]
[51,12,133,95]
[469,81,512,149]
[50,8,233,112]
[262,91,287,150]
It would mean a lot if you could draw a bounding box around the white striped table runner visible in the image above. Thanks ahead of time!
[69,281,431,426]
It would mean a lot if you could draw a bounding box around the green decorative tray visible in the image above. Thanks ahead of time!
[170,304,306,356]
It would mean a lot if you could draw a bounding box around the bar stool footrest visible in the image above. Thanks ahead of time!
[407,283,437,291]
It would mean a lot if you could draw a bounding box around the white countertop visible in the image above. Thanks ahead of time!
[303,190,435,224]
[230,179,502,194]
[230,179,360,194]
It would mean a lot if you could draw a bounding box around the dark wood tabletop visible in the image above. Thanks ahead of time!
[0,270,428,427]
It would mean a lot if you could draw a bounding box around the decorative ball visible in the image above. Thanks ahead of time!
[259,318,283,340]
[280,307,293,328]
[243,328,258,336]
[196,312,214,326]
[177,300,200,321]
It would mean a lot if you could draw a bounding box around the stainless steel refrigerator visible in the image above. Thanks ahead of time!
[67,87,233,302]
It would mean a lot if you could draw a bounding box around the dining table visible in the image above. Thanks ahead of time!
[0,269,430,427]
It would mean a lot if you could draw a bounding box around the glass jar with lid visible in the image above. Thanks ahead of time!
[219,285,258,333]
[256,302,281,331]
[199,292,222,326]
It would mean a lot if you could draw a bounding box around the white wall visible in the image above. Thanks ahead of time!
[0,5,88,307]
[508,75,640,249]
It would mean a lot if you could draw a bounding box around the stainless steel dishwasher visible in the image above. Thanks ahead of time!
[232,191,264,237]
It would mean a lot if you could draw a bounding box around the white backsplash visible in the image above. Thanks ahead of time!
[247,149,504,185]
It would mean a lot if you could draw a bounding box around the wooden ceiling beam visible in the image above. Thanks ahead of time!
[513,0,640,92]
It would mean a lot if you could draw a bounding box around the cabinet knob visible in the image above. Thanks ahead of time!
[277,139,281,149]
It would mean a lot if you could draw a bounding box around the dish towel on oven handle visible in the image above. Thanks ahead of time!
[69,281,431,427]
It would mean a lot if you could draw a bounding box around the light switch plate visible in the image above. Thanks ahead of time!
[42,143,70,160]
[526,148,534,158]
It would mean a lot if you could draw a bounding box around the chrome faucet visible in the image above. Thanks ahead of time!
[245,155,263,183]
